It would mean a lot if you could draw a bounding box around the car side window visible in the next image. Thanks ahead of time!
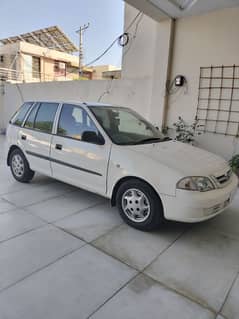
[10,102,33,126]
[24,103,39,129]
[57,104,99,141]
[34,103,58,133]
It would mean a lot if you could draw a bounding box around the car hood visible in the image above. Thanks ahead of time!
[126,140,228,176]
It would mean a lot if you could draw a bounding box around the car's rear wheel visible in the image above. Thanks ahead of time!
[10,149,35,183]
[116,179,164,231]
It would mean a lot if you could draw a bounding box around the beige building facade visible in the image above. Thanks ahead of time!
[0,41,93,82]
[89,65,121,80]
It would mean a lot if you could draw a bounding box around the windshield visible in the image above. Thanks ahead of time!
[89,106,166,145]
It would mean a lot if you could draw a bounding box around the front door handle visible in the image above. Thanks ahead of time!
[21,135,27,140]
[55,144,62,150]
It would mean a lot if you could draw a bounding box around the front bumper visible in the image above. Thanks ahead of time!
[161,173,238,223]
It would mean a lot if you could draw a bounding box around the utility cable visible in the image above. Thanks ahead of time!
[84,11,143,68]
[122,13,144,59]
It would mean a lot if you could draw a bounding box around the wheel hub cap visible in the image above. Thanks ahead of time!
[122,188,150,223]
[12,154,24,177]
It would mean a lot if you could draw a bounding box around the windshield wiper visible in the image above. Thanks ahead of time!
[119,137,172,146]
[161,137,172,142]
[134,137,163,145]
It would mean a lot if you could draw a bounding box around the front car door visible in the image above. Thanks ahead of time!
[19,102,59,176]
[50,104,111,195]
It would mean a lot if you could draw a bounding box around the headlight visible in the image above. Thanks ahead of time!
[177,176,215,192]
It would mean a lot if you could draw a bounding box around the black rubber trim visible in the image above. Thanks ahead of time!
[26,151,50,161]
[26,151,102,176]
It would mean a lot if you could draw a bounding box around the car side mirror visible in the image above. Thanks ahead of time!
[81,131,105,145]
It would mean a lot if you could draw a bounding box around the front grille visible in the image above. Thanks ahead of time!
[215,169,232,186]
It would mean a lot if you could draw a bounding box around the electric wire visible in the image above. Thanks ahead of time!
[122,13,144,59]
[84,11,143,68]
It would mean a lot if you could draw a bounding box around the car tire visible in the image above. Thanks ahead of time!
[116,179,164,231]
[10,148,35,183]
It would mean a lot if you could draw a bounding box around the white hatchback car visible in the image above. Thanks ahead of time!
[7,101,238,230]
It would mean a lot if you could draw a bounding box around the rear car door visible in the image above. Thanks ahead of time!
[19,102,59,176]
[50,104,111,195]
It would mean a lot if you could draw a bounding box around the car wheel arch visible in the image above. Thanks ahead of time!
[110,176,162,208]
[7,145,24,166]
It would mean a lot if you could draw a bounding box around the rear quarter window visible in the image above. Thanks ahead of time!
[10,102,33,126]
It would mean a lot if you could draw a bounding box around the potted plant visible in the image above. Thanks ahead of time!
[229,155,239,178]
[172,116,204,145]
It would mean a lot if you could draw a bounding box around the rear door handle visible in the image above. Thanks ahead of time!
[55,144,62,150]
[21,135,27,140]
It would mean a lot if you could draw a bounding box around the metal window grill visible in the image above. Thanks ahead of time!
[196,65,239,137]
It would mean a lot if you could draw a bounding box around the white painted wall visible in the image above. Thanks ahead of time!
[0,78,152,130]
[122,4,158,80]
[167,7,239,159]
[122,4,239,159]
[0,84,4,133]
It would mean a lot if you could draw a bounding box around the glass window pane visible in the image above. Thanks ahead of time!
[32,57,40,79]
[57,104,98,140]
[34,103,58,133]
[90,106,164,145]
[10,102,33,126]
[24,103,39,128]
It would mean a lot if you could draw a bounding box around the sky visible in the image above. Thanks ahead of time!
[0,0,125,67]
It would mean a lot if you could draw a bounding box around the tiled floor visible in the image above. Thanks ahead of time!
[0,134,239,319]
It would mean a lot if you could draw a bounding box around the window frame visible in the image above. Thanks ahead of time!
[9,102,34,127]
[32,56,41,79]
[20,102,60,135]
[55,103,105,144]
[23,102,40,129]
[33,102,59,134]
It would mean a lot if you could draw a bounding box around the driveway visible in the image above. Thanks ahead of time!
[0,134,238,319]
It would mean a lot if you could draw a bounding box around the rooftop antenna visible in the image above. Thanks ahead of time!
[76,23,90,76]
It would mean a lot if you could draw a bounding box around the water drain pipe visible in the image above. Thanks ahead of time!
[161,18,176,131]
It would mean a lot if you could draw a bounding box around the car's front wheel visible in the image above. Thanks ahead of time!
[10,148,35,183]
[116,179,164,231]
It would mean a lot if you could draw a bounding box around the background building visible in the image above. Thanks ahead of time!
[0,26,93,82]
[89,65,121,80]
[0,26,121,83]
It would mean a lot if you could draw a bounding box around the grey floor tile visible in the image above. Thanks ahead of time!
[221,276,239,319]
[0,245,136,319]
[91,274,215,319]
[145,227,239,312]
[93,223,185,270]
[0,209,45,242]
[26,189,105,222]
[0,198,15,213]
[0,225,83,291]
[55,203,122,242]
[0,165,54,196]
[2,182,75,207]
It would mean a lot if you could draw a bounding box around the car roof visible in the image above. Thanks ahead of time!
[24,101,122,108]
[24,101,130,112]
